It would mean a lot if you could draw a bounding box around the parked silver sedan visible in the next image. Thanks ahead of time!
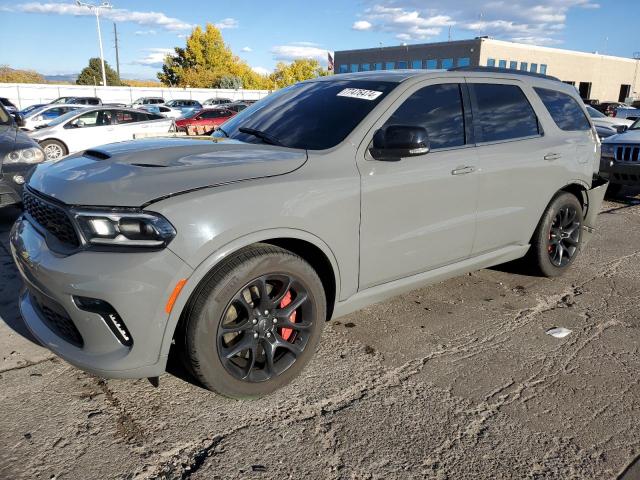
[20,104,84,131]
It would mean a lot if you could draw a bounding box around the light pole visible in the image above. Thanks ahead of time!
[76,1,113,87]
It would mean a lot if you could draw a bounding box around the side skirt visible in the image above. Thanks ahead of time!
[332,244,530,319]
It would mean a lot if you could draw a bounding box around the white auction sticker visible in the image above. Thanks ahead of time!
[337,88,383,101]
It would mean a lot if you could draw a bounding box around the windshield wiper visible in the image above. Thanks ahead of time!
[238,127,284,147]
[217,127,229,137]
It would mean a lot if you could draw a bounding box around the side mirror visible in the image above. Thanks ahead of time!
[616,125,628,134]
[369,125,430,161]
[14,113,25,128]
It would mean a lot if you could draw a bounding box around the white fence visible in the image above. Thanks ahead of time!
[0,83,272,109]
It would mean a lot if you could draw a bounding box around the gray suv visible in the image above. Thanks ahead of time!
[10,69,608,398]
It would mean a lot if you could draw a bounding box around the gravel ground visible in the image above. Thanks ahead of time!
[0,190,639,480]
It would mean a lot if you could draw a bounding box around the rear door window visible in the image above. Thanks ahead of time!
[383,83,466,149]
[534,87,591,131]
[469,83,540,143]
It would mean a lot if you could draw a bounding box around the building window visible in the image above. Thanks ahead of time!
[361,63,371,71]
[374,63,383,70]
[412,59,422,69]
[540,64,547,75]
[530,63,538,73]
[498,60,507,68]
[339,64,348,74]
[426,59,438,70]
[578,82,592,99]
[487,58,496,67]
[509,61,518,69]
[397,61,408,69]
[350,64,359,73]
[457,57,470,67]
[441,58,454,69]
[385,61,395,70]
[520,62,528,71]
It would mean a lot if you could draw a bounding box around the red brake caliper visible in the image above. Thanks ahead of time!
[279,291,297,341]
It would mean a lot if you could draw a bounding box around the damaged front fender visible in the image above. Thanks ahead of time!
[581,177,609,246]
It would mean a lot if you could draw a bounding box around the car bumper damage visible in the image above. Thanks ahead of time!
[581,177,608,246]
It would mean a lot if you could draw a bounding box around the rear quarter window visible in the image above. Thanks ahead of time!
[534,87,591,131]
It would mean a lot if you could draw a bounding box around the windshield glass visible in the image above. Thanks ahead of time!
[630,118,640,130]
[586,106,606,118]
[213,80,396,150]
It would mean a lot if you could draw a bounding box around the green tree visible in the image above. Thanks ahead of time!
[0,65,45,84]
[76,58,122,86]
[216,75,243,89]
[269,59,328,88]
[158,23,269,89]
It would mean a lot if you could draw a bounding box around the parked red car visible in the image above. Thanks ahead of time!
[175,108,235,131]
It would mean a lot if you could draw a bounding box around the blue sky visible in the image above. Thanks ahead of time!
[0,1,637,79]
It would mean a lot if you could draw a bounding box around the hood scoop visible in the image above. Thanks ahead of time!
[84,149,111,160]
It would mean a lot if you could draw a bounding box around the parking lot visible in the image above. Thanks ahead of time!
[0,190,639,480]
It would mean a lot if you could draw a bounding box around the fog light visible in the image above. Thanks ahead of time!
[13,175,25,185]
[610,160,614,167]
[73,296,133,347]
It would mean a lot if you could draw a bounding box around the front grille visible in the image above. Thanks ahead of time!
[31,290,84,348]
[23,190,79,248]
[615,145,640,163]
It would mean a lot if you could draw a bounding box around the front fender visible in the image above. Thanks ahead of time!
[157,228,342,361]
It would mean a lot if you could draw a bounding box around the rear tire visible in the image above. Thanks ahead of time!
[526,192,584,277]
[40,139,67,160]
[183,244,326,399]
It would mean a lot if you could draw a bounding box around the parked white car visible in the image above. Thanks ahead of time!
[586,106,633,131]
[137,104,183,120]
[29,107,175,160]
[20,104,84,131]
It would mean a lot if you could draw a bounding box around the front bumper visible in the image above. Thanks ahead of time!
[0,163,32,207]
[581,176,609,246]
[599,156,640,186]
[10,216,193,378]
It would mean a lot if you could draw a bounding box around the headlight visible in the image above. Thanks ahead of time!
[4,147,45,164]
[601,144,615,157]
[74,210,176,249]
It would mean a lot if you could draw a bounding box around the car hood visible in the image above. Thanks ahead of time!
[593,117,634,128]
[27,137,308,207]
[602,129,640,144]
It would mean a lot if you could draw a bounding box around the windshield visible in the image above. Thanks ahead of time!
[586,106,606,118]
[630,118,640,130]
[25,106,49,118]
[213,80,396,150]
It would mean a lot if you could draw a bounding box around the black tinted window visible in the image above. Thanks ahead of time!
[215,80,396,150]
[470,84,540,142]
[534,87,591,131]
[383,83,465,149]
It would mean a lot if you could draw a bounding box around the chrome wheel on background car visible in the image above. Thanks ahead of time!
[217,274,313,382]
[183,244,326,399]
[40,140,66,160]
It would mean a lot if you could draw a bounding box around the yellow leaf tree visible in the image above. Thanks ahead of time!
[269,59,328,88]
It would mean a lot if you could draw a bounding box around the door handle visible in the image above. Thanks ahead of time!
[544,153,562,161]
[451,166,475,175]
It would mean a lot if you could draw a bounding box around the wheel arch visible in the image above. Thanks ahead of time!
[560,181,589,210]
[161,230,341,362]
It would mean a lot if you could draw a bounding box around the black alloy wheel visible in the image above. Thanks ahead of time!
[217,274,313,382]
[547,206,581,267]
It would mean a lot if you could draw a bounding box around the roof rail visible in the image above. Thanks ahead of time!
[448,66,560,81]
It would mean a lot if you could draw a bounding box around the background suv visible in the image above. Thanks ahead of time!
[11,69,607,398]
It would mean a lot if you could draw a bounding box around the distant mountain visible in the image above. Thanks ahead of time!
[43,73,77,82]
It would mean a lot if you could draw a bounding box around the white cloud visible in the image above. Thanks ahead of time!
[13,2,193,31]
[352,0,600,44]
[215,18,238,29]
[241,46,253,52]
[133,48,175,68]
[352,20,373,30]
[135,29,157,36]
[271,45,330,63]
[252,66,271,75]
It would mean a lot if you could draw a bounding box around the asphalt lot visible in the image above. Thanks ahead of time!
[0,190,639,480]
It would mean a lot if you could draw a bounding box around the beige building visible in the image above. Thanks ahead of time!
[335,37,640,103]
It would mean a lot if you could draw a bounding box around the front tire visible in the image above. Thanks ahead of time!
[526,192,584,277]
[183,244,326,399]
[40,139,67,160]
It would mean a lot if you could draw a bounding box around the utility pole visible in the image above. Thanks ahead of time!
[113,22,120,80]
[76,1,113,87]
